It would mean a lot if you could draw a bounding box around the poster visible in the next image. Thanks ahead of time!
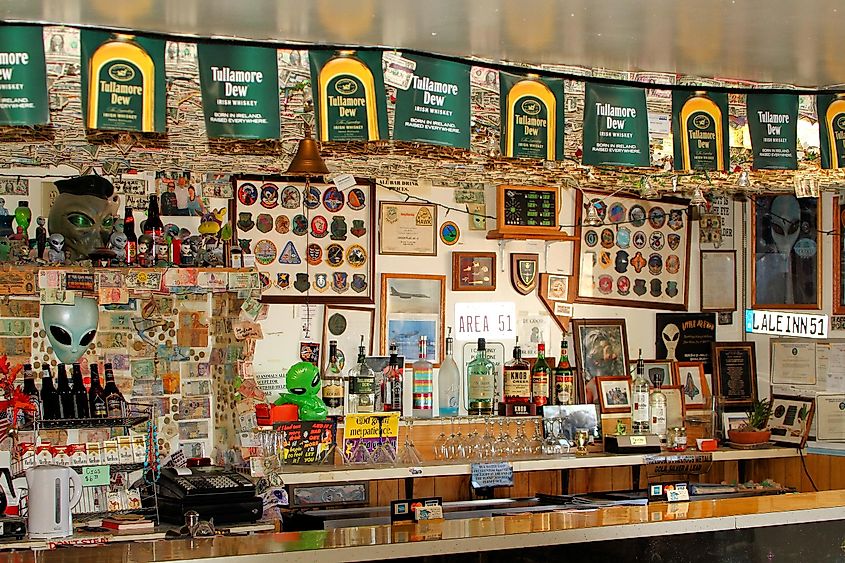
[342,413,400,459]
[499,72,564,160]
[309,49,388,142]
[582,83,650,167]
[392,55,470,148]
[671,90,729,171]
[817,94,845,169]
[278,419,337,464]
[655,313,716,374]
[0,25,48,125]
[80,30,166,132]
[746,93,798,170]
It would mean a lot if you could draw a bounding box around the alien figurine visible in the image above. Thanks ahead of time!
[47,233,65,264]
[0,198,8,216]
[274,361,328,421]
[35,216,47,259]
[109,231,128,263]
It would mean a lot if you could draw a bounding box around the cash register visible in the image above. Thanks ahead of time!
[156,466,263,525]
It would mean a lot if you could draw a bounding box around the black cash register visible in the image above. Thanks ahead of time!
[156,466,263,525]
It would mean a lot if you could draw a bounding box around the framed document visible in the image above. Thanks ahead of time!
[769,395,815,447]
[379,202,437,256]
[700,250,737,311]
[712,341,757,408]
[815,394,845,441]
[379,273,446,366]
[770,340,817,385]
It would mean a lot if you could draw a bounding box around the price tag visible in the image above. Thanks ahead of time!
[82,465,109,487]
[630,436,647,446]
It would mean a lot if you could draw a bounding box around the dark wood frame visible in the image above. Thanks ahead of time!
[673,361,711,410]
[595,375,633,414]
[571,318,630,404]
[510,253,539,295]
[751,194,821,310]
[700,250,737,312]
[711,341,757,408]
[321,305,375,372]
[572,190,693,311]
[492,184,562,238]
[451,251,497,291]
[834,196,845,315]
[379,273,446,367]
[378,201,438,256]
[232,175,376,305]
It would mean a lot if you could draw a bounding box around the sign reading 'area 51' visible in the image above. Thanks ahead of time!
[745,309,828,339]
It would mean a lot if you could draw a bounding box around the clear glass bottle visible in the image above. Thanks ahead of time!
[632,349,651,434]
[503,338,531,405]
[322,340,344,417]
[382,342,403,413]
[412,336,433,419]
[467,338,496,415]
[438,329,460,417]
[347,336,375,414]
[531,343,551,407]
[650,379,668,441]
[554,339,575,405]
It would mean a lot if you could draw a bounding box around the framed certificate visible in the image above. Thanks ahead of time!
[815,394,845,441]
[700,250,737,311]
[378,202,437,256]
[770,340,817,385]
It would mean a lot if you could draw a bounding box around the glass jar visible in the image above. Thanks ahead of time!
[667,426,688,452]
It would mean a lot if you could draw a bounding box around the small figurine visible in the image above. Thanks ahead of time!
[35,217,47,259]
[47,233,65,264]
[180,235,196,266]
[274,361,328,421]
[0,238,10,262]
[137,234,153,267]
[0,198,9,216]
[109,232,127,263]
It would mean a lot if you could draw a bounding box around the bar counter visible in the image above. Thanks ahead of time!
[5,490,844,562]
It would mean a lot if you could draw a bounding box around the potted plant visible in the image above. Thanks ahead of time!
[727,398,773,444]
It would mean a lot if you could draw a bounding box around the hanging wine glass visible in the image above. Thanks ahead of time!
[371,416,397,465]
[433,420,449,461]
[397,416,422,465]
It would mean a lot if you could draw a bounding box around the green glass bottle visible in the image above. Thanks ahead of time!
[466,338,496,415]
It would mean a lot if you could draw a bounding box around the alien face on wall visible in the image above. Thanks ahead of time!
[48,193,119,260]
[42,297,99,364]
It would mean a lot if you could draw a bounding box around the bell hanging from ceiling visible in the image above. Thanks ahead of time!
[583,202,603,227]
[287,125,329,176]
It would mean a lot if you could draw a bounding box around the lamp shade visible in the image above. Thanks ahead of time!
[286,129,329,175]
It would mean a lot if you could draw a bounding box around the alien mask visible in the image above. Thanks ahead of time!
[42,297,98,364]
[48,175,119,260]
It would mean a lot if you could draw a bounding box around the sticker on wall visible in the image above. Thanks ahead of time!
[281,185,300,209]
[256,213,273,233]
[346,245,367,268]
[440,221,460,246]
[351,219,367,238]
[278,241,301,265]
[314,273,329,292]
[237,212,254,232]
[276,273,290,289]
[311,215,328,238]
[275,215,290,234]
[260,183,279,209]
[306,243,322,265]
[294,273,310,293]
[292,214,308,236]
[304,186,321,209]
[323,186,344,212]
[326,244,344,267]
[629,204,646,227]
[330,216,347,241]
[332,272,349,293]
[352,274,367,293]
[238,182,258,206]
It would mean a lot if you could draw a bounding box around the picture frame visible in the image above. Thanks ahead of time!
[660,385,686,428]
[452,252,497,291]
[815,394,845,441]
[378,201,438,256]
[595,376,632,414]
[542,404,600,445]
[673,361,711,410]
[712,341,758,408]
[655,313,716,374]
[722,411,749,434]
[751,194,820,310]
[833,196,845,315]
[768,394,815,447]
[546,274,571,302]
[322,305,375,372]
[232,175,376,304]
[380,273,446,367]
[600,414,632,437]
[700,250,737,311]
[572,190,692,311]
[641,359,675,388]
[571,318,630,404]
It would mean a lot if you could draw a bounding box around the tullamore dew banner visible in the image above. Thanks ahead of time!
[582,83,650,167]
[746,93,798,170]
[817,94,845,169]
[81,30,166,133]
[309,49,388,142]
[499,72,564,160]
[197,42,280,139]
[0,25,48,126]
[392,54,470,149]
[671,90,729,171]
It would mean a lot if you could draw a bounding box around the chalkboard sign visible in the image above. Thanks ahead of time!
[277,419,337,464]
[493,184,563,238]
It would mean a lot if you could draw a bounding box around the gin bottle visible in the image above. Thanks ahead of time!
[632,349,651,434]
[412,336,433,419]
[650,379,668,441]
[438,329,460,417]
[466,338,496,415]
[347,336,375,414]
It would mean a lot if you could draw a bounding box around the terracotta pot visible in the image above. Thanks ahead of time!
[728,429,771,444]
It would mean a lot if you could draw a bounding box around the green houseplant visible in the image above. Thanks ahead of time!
[728,398,773,445]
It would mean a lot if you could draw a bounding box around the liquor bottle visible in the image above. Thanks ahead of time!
[554,340,575,405]
[531,343,551,407]
[143,195,165,265]
[437,329,460,417]
[650,378,668,441]
[103,363,125,418]
[88,363,107,418]
[632,349,651,434]
[14,200,31,240]
[502,75,557,160]
[317,51,381,141]
[56,364,75,419]
[123,206,138,265]
[71,364,90,419]
[679,91,724,171]
[467,338,496,416]
[412,336,433,419]
[503,338,531,405]
[21,364,40,424]
[347,337,375,414]
[382,343,403,413]
[40,365,61,420]
[825,93,845,168]
[322,340,344,417]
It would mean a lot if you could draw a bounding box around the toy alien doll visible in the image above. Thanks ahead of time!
[35,216,47,259]
[109,231,127,264]
[274,361,328,421]
[47,233,65,264]
[48,175,119,261]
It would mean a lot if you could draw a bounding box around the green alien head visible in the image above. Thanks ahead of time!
[276,361,327,421]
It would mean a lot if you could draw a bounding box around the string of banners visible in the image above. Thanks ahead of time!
[1,25,842,172]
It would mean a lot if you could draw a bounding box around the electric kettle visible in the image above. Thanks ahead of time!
[25,465,83,539]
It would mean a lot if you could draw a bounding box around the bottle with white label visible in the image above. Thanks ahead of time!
[631,349,650,434]
[650,379,668,441]
[466,338,496,415]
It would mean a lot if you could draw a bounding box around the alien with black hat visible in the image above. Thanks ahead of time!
[48,174,120,261]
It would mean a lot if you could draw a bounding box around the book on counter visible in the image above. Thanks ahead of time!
[100,515,155,531]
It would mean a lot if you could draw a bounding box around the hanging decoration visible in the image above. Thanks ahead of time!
[746,93,798,170]
[671,90,729,172]
[0,25,49,126]
[582,83,651,167]
[498,72,565,160]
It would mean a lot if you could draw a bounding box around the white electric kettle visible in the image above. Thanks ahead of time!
[25,465,83,539]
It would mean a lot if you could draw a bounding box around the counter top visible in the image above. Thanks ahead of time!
[9,490,844,562]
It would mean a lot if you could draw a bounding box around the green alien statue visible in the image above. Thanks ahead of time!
[274,361,328,421]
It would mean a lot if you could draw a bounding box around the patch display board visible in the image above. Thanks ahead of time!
[233,176,375,304]
[574,191,691,310]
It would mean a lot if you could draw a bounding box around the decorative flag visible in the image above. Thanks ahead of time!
[746,93,798,170]
[582,83,650,167]
[671,90,729,171]
[0,25,48,126]
[499,72,564,160]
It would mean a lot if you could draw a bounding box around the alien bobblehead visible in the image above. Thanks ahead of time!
[48,174,120,261]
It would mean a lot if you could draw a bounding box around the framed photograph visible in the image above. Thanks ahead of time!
[634,359,674,388]
[573,191,692,311]
[322,306,375,371]
[233,175,376,304]
[546,274,571,302]
[673,361,711,410]
[452,252,497,291]
[543,404,600,445]
[595,376,632,414]
[660,385,686,428]
[751,194,820,310]
[655,313,716,373]
[380,273,446,367]
[769,395,815,447]
[571,318,630,404]
[701,250,737,311]
[712,341,758,408]
[600,414,632,436]
[379,202,437,256]
[722,411,749,434]
[833,196,845,315]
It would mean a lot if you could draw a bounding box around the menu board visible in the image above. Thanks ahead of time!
[495,185,560,236]
[278,419,337,465]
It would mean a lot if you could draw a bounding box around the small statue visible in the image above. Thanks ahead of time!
[274,361,328,421]
[35,217,47,259]
[109,232,127,263]
[0,198,9,216]
[179,236,196,266]
[47,233,65,263]
[137,234,153,267]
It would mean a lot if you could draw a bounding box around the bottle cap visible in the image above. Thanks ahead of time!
[477,338,486,350]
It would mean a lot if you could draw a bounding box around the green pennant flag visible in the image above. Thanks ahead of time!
[582,83,650,167]
[309,50,388,142]
[672,90,729,171]
[746,93,798,170]
[817,94,845,169]
[499,72,564,160]
[392,55,470,149]
[0,25,48,126]
[80,30,166,133]
[197,42,280,139]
